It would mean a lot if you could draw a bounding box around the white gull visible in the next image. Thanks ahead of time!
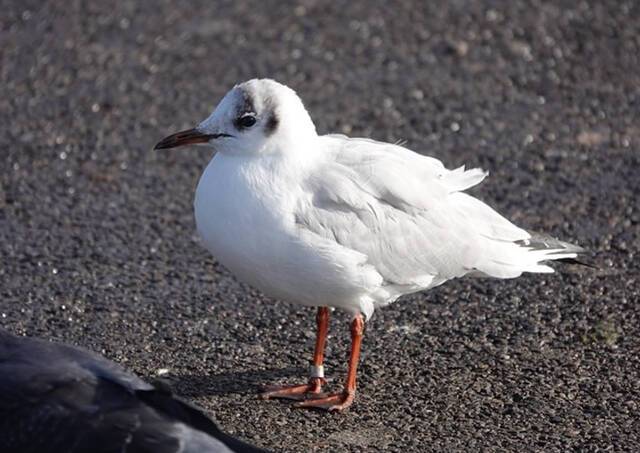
[155,79,585,411]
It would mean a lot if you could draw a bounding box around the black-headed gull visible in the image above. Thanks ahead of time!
[155,79,586,411]
[0,328,269,452]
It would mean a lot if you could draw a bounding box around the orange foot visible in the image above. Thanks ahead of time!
[260,377,325,401]
[294,390,355,412]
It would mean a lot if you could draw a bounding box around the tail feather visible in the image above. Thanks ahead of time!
[517,230,592,268]
[517,231,585,254]
[555,257,598,269]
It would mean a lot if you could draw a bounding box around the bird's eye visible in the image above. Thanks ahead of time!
[237,115,257,129]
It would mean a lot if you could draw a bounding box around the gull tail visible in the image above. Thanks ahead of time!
[516,231,595,269]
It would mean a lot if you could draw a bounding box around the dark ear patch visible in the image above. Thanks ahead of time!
[265,110,279,136]
[237,90,255,117]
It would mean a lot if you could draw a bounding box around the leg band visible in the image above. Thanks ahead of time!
[309,364,324,378]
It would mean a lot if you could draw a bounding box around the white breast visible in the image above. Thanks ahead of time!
[195,154,285,292]
[194,153,380,313]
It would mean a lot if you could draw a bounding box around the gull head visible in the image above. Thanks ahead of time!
[154,79,317,155]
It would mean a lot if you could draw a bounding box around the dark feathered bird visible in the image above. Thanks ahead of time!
[0,328,270,453]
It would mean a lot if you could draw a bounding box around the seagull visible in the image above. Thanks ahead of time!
[0,328,269,453]
[155,79,586,411]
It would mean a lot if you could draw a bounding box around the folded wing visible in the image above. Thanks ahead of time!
[295,136,579,305]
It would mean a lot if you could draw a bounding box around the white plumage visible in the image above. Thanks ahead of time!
[155,78,585,411]
[180,79,581,319]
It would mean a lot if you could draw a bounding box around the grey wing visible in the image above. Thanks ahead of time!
[296,136,545,300]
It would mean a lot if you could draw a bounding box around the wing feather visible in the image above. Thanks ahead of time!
[295,136,565,298]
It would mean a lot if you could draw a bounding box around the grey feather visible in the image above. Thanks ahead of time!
[517,231,586,255]
[294,135,585,303]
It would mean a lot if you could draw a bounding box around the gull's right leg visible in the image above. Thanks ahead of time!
[260,306,330,400]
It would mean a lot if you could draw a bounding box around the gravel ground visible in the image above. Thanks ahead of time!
[1,1,639,451]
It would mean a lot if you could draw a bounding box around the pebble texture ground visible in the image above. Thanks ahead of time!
[1,1,639,451]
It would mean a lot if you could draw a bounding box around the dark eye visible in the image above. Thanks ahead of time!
[237,115,257,129]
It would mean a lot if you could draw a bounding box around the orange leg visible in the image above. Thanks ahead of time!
[295,314,364,411]
[260,307,330,400]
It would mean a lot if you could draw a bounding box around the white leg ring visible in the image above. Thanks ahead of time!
[309,365,324,379]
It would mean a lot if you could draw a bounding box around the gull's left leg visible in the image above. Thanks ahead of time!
[295,313,364,412]
[260,306,330,400]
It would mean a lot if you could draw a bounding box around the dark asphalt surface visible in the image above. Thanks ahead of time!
[1,1,639,451]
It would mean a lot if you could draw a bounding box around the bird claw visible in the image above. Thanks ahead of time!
[259,377,325,401]
[294,390,355,412]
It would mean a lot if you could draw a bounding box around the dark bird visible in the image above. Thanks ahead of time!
[0,328,270,453]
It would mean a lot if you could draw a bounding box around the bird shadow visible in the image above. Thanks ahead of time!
[147,367,302,398]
